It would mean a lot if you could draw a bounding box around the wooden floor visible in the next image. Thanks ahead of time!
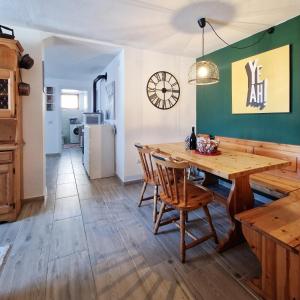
[0,147,261,300]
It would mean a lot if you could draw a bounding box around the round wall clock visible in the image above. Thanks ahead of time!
[146,71,180,110]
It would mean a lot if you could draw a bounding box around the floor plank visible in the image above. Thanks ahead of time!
[56,182,78,199]
[0,247,48,300]
[46,251,96,300]
[54,196,81,220]
[50,216,87,260]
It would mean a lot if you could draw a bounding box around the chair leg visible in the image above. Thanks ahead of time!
[203,205,218,244]
[180,210,186,263]
[138,181,147,207]
[153,185,159,223]
[153,202,166,234]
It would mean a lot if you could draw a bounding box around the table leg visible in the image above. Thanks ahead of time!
[218,175,254,252]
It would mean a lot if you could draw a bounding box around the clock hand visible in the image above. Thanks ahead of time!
[156,89,172,92]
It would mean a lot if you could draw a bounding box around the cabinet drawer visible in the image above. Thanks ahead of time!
[0,151,13,163]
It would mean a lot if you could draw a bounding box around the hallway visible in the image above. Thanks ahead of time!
[0,148,259,299]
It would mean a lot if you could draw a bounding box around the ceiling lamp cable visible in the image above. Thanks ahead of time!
[188,18,274,85]
[206,19,274,50]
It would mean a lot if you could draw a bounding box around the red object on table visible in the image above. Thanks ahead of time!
[193,150,221,156]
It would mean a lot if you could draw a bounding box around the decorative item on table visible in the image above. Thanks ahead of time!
[197,137,220,155]
[184,135,190,150]
[189,126,197,150]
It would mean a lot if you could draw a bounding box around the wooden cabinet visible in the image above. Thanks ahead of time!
[0,37,24,221]
[0,155,14,215]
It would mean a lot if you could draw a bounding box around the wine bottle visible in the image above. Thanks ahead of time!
[190,126,197,150]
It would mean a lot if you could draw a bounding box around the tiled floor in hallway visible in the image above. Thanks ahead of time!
[0,147,260,300]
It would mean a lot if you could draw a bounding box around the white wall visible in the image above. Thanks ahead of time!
[44,77,92,153]
[98,51,125,180]
[123,47,196,182]
[13,26,47,199]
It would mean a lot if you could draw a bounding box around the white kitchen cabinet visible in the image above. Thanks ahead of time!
[83,124,115,179]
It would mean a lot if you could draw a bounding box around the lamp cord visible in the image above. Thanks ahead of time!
[202,26,204,57]
[206,20,269,50]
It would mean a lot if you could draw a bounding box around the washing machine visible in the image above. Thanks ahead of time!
[70,124,82,144]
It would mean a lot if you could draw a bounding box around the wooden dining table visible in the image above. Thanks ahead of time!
[149,142,290,252]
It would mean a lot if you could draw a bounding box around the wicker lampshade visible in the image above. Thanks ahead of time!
[188,60,219,85]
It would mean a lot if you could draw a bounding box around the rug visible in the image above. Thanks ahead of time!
[0,245,10,270]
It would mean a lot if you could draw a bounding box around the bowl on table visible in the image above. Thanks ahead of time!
[196,137,220,155]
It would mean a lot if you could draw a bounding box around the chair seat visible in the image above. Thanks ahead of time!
[160,182,212,211]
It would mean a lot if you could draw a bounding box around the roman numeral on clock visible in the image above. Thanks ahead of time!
[149,93,158,102]
[154,98,161,107]
[154,73,161,82]
[147,87,156,93]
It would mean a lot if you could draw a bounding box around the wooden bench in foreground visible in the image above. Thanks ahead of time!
[236,189,300,300]
[217,136,300,299]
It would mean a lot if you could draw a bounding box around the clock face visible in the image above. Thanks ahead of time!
[147,71,180,110]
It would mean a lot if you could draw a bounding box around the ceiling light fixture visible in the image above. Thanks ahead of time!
[188,18,275,86]
[188,18,219,86]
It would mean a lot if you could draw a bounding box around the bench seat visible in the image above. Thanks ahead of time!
[235,190,300,299]
[214,135,300,197]
[250,170,300,196]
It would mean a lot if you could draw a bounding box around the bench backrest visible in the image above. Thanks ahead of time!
[214,136,300,179]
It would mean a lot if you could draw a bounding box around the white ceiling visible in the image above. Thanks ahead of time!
[1,0,300,57]
[44,37,121,80]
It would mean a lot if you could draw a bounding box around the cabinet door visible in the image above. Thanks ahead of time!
[0,69,15,118]
[0,163,14,214]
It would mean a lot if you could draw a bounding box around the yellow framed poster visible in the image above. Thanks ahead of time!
[232,45,290,114]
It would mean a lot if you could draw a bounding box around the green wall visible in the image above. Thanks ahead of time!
[196,15,300,145]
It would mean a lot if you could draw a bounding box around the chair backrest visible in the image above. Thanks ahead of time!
[152,152,189,205]
[134,143,157,184]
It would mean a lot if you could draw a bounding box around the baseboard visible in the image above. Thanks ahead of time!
[115,174,143,185]
[22,195,45,204]
[123,179,143,185]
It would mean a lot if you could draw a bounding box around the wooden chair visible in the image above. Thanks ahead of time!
[134,143,160,222]
[152,153,218,263]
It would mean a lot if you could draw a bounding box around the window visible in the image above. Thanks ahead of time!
[61,93,79,109]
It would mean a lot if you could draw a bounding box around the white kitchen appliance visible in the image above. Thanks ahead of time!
[83,124,115,179]
[83,112,103,125]
[70,123,82,144]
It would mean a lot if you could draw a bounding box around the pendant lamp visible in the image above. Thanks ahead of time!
[188,18,219,85]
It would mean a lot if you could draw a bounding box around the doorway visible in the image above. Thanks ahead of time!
[60,89,87,150]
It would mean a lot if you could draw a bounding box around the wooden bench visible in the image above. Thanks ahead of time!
[214,136,300,197]
[235,189,300,300]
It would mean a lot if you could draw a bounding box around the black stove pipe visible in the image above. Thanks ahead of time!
[93,72,107,113]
